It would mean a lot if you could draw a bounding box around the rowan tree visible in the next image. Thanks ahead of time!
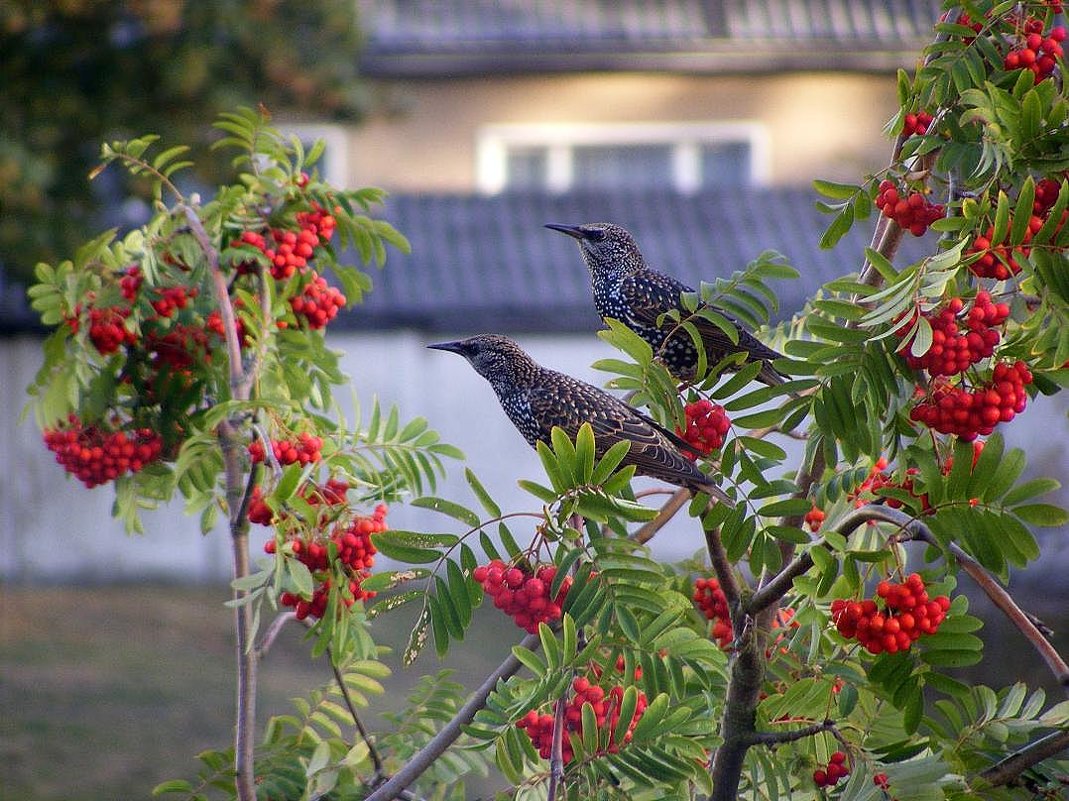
[26,3,1069,800]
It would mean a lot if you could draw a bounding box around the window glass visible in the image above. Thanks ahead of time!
[700,141,751,187]
[572,144,674,189]
[504,146,549,190]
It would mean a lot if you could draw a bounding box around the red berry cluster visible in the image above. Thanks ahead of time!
[296,203,338,245]
[147,325,213,372]
[117,266,201,320]
[676,399,731,459]
[947,12,983,42]
[910,360,1033,441]
[1004,25,1065,83]
[248,477,352,527]
[693,576,733,647]
[516,677,648,763]
[266,502,386,621]
[874,772,891,791]
[895,292,1010,377]
[150,285,198,318]
[849,457,919,510]
[472,560,573,633]
[120,265,143,300]
[43,414,163,488]
[279,573,375,621]
[247,485,274,525]
[813,751,850,788]
[205,308,249,347]
[876,181,945,236]
[804,505,825,532]
[66,305,138,355]
[290,273,346,329]
[1034,177,1063,215]
[902,110,934,136]
[966,214,1044,279]
[831,573,951,655]
[229,204,337,283]
[248,432,323,466]
[269,228,320,281]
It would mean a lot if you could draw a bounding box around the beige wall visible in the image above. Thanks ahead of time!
[347,72,901,191]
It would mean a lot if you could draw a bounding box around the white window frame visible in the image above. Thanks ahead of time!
[476,121,770,194]
[277,123,351,187]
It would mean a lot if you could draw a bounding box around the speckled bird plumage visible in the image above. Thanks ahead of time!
[546,222,787,386]
[428,334,731,504]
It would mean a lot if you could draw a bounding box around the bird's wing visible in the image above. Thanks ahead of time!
[528,374,709,487]
[623,270,785,366]
[618,269,691,333]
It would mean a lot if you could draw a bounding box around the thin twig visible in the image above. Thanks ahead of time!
[252,422,284,480]
[181,205,245,389]
[184,199,258,801]
[547,695,567,801]
[750,503,922,616]
[744,719,835,747]
[363,632,541,801]
[256,610,297,658]
[977,729,1069,788]
[235,464,262,533]
[634,488,690,543]
[327,646,385,776]
[939,538,1069,694]
[219,418,257,801]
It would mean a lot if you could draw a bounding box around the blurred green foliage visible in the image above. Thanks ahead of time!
[0,0,367,283]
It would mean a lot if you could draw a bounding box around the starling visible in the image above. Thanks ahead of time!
[545,222,787,386]
[428,334,732,505]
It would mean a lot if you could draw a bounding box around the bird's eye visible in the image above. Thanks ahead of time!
[586,229,608,243]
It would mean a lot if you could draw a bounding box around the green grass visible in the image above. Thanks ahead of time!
[0,585,517,801]
[2,583,1065,800]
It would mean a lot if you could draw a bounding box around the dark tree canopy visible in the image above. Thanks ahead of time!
[0,0,366,282]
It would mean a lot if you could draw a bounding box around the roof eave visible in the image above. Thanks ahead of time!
[358,44,927,78]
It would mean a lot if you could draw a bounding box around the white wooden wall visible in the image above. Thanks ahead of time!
[2,332,1067,584]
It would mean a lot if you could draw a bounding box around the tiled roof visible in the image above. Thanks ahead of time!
[350,187,928,333]
[358,0,944,75]
[0,188,930,337]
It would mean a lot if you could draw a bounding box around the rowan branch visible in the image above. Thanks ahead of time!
[547,695,567,801]
[977,729,1069,788]
[743,719,836,747]
[704,523,742,627]
[256,610,297,658]
[933,536,1069,695]
[364,632,540,801]
[750,503,926,616]
[634,488,690,543]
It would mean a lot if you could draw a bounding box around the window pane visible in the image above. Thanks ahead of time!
[572,144,674,189]
[700,142,751,187]
[505,146,549,190]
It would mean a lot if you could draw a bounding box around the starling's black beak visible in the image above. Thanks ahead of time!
[544,223,587,240]
[427,340,465,355]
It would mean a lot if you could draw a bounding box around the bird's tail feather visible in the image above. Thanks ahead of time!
[692,479,734,508]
